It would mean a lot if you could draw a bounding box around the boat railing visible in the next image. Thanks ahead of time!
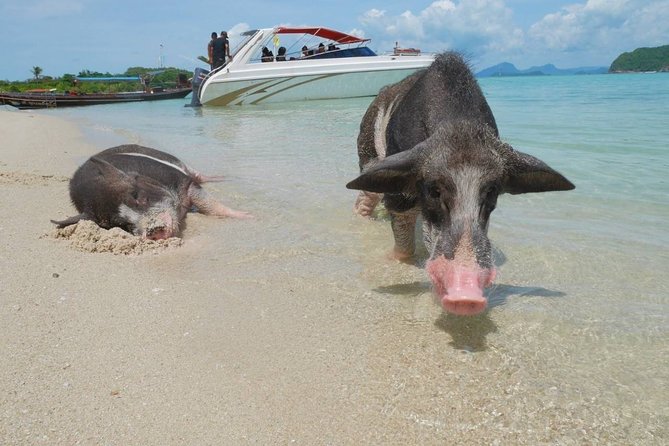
[249,43,376,64]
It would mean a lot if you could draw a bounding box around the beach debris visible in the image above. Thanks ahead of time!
[347,51,574,316]
[51,144,251,240]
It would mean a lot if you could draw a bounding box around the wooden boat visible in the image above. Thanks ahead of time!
[0,87,192,109]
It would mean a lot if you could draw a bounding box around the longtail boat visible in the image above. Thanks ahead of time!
[0,87,191,109]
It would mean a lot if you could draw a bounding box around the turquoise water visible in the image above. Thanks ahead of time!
[41,73,668,440]
[43,72,669,329]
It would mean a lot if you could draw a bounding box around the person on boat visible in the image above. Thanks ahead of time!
[317,43,325,54]
[212,31,231,69]
[261,46,274,62]
[276,46,287,62]
[301,46,309,58]
[207,32,217,69]
[221,31,232,60]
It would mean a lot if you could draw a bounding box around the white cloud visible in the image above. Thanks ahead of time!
[528,0,669,54]
[228,22,252,37]
[359,0,669,68]
[348,28,366,39]
[362,8,386,20]
[359,0,523,57]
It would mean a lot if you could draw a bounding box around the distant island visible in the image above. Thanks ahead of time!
[609,45,669,73]
[478,44,669,77]
[476,63,607,77]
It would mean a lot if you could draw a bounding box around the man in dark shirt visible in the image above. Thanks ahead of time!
[212,31,231,69]
[207,32,217,69]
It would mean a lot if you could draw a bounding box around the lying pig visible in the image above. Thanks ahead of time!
[347,52,574,316]
[52,144,250,239]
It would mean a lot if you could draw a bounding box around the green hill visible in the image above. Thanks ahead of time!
[609,45,669,72]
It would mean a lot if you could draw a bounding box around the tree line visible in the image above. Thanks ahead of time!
[1,67,193,93]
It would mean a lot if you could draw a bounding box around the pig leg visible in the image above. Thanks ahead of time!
[195,174,226,183]
[353,191,382,217]
[184,166,225,184]
[389,209,419,261]
[188,184,252,219]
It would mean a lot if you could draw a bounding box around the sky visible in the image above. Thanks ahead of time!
[1,0,668,80]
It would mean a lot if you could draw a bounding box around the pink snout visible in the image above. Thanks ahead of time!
[143,211,176,240]
[426,257,496,316]
[145,228,173,240]
[441,294,488,316]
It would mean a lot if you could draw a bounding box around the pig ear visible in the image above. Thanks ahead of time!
[346,146,423,193]
[501,147,575,194]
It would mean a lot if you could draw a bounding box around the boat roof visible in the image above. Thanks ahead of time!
[274,27,369,44]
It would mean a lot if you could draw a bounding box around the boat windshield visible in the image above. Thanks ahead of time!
[229,29,258,58]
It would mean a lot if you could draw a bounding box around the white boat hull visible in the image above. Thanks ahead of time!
[199,55,434,106]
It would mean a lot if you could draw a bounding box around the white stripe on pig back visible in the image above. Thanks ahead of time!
[373,96,400,160]
[115,153,189,176]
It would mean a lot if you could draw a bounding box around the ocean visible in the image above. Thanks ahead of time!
[41,72,668,441]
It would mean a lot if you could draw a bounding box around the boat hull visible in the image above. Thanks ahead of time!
[199,54,434,106]
[0,88,192,109]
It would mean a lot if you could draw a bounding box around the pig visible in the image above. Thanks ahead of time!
[51,144,251,240]
[346,52,574,316]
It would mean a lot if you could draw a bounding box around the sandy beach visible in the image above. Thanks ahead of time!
[1,108,665,445]
[0,108,440,445]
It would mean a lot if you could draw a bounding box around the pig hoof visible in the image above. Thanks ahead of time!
[387,249,413,263]
[353,206,374,218]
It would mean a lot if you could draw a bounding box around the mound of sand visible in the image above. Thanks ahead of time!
[47,220,182,255]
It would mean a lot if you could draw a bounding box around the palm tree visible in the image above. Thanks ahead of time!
[31,66,43,80]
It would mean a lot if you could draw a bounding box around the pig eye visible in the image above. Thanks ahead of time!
[131,189,149,207]
[481,185,500,211]
[427,184,441,199]
[483,185,499,199]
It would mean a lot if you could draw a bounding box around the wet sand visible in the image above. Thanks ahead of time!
[0,109,665,445]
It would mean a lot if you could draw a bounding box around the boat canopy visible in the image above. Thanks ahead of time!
[274,27,369,44]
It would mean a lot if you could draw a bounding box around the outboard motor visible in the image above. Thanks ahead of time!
[188,67,209,107]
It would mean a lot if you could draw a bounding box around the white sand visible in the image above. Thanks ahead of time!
[0,109,661,445]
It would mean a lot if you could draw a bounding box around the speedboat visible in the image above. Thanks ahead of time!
[195,26,435,106]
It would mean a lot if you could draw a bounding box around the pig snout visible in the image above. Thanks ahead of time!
[426,256,496,316]
[142,210,177,240]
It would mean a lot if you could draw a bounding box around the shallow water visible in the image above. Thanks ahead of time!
[43,73,668,442]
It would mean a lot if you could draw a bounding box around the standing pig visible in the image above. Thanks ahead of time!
[347,52,574,316]
[52,144,250,239]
